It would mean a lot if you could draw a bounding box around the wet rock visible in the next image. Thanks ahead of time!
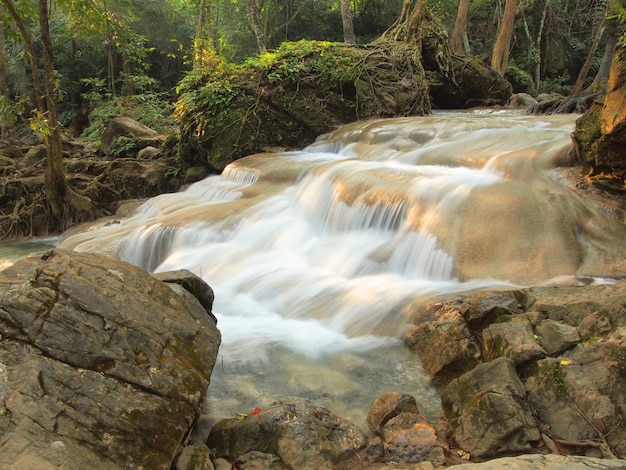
[206,397,366,470]
[175,441,214,470]
[403,297,481,382]
[366,391,419,433]
[379,412,446,466]
[442,357,540,457]
[0,248,221,469]
[234,451,289,469]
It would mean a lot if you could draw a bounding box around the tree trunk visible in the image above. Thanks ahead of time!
[122,52,135,96]
[39,0,69,223]
[40,0,97,230]
[588,10,621,93]
[490,0,517,75]
[194,0,217,62]
[0,0,44,112]
[0,21,8,137]
[247,0,267,53]
[341,0,356,44]
[572,19,605,95]
[451,0,471,54]
[104,0,117,96]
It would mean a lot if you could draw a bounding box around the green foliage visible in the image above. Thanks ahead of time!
[505,64,535,94]
[539,75,572,96]
[81,93,176,140]
[247,40,361,86]
[0,95,27,126]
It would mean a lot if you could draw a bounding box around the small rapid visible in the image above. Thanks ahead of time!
[59,110,626,428]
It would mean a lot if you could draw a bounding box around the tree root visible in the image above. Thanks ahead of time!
[528,91,604,115]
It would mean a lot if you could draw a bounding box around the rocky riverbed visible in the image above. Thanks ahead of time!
[1,249,625,469]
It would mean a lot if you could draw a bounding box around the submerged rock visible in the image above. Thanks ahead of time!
[0,249,221,469]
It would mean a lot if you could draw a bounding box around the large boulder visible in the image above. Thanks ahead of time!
[0,249,221,469]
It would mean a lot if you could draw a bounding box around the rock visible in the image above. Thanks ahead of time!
[535,319,580,355]
[206,397,366,469]
[571,27,626,181]
[442,357,540,458]
[234,451,289,469]
[482,317,546,364]
[457,292,521,329]
[429,55,512,108]
[577,310,613,340]
[379,412,446,466]
[508,92,539,107]
[101,117,162,155]
[138,145,163,159]
[0,248,221,469]
[447,454,626,469]
[403,297,481,382]
[366,391,419,433]
[175,441,214,470]
[526,329,626,453]
[153,269,216,322]
[536,93,556,102]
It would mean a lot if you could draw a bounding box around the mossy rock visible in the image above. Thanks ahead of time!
[176,32,512,172]
[572,103,603,166]
[175,40,432,171]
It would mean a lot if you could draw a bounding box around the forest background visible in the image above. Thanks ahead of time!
[1,0,620,136]
[0,0,622,236]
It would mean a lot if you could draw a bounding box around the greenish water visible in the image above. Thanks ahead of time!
[0,237,59,270]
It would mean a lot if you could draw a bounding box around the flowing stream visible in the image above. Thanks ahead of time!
[59,110,626,432]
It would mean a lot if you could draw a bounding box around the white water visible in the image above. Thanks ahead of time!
[59,110,626,429]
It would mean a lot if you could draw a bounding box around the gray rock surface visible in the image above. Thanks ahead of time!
[442,357,540,457]
[0,249,221,469]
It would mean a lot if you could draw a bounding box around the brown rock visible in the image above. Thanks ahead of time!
[0,249,221,469]
[366,391,419,433]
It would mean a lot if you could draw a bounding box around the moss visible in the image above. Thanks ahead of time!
[537,362,569,400]
[175,40,431,171]
[573,104,603,166]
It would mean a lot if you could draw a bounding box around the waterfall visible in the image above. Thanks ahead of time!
[60,110,626,427]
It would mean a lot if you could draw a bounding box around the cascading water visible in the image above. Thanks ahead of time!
[60,110,626,430]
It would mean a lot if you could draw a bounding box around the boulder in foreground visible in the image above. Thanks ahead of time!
[0,249,221,469]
